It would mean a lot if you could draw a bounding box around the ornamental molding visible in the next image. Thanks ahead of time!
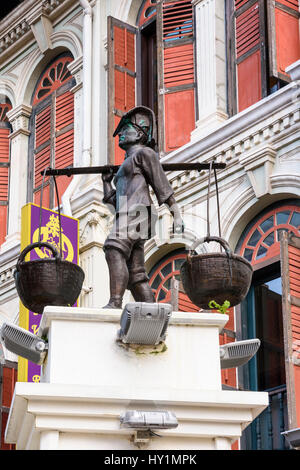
[6,103,32,135]
[79,209,108,252]
[0,243,20,306]
[162,81,300,167]
[239,144,277,199]
[0,0,76,62]
[160,83,300,205]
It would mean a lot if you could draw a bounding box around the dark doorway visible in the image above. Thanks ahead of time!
[139,20,158,118]
[240,266,288,449]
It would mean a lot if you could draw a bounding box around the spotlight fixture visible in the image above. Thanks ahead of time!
[282,428,300,449]
[0,322,48,365]
[118,302,172,345]
[120,410,178,430]
[220,338,260,369]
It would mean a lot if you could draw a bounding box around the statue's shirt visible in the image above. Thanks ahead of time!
[108,145,174,214]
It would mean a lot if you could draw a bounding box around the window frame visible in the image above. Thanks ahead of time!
[28,54,75,208]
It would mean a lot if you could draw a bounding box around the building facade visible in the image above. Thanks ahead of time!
[0,0,299,450]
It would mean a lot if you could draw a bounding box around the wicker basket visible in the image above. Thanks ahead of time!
[180,236,253,310]
[14,171,84,314]
[14,242,85,314]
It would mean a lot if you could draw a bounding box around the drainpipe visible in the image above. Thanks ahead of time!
[62,0,93,215]
[79,0,92,167]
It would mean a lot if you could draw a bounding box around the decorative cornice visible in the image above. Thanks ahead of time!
[0,0,76,61]
[286,60,300,81]
[239,144,277,199]
[6,104,32,136]
[161,81,300,167]
[0,21,31,55]
[67,55,83,91]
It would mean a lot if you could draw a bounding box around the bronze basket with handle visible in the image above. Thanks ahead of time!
[180,235,253,309]
[180,162,252,310]
[14,170,85,314]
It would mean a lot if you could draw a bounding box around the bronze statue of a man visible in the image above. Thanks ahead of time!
[102,106,183,309]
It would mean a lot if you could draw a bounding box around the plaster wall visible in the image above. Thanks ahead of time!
[0,0,299,318]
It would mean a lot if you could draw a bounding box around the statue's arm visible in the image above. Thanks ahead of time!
[136,148,184,233]
[102,171,116,208]
[164,195,184,234]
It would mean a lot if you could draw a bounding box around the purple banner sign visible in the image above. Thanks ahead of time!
[21,203,79,383]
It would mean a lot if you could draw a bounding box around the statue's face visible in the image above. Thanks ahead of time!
[118,123,142,150]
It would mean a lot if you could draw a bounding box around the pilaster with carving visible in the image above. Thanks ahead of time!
[68,56,83,167]
[0,104,32,253]
[191,0,228,140]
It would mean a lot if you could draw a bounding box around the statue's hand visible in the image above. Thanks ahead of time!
[172,216,184,234]
[102,169,114,183]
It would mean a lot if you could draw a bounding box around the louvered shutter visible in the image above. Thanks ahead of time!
[267,0,300,81]
[0,104,11,245]
[32,97,52,207]
[107,17,137,165]
[30,54,75,208]
[0,129,9,244]
[54,88,74,197]
[231,0,268,112]
[0,364,17,450]
[281,232,300,427]
[157,0,196,153]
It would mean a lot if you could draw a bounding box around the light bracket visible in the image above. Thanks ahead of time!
[220,338,261,369]
[0,322,48,365]
[120,410,178,430]
[118,302,172,345]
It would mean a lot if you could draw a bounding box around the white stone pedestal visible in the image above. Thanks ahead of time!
[5,307,268,450]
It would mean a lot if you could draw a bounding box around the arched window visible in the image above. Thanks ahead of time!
[0,100,12,245]
[137,0,157,27]
[107,0,196,163]
[237,201,300,266]
[148,249,199,311]
[236,200,300,449]
[29,53,75,208]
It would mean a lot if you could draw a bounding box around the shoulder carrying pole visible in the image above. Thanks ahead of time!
[42,162,226,177]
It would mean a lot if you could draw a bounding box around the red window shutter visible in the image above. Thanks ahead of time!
[31,54,74,208]
[0,127,10,245]
[2,366,17,408]
[55,90,74,197]
[158,0,195,153]
[178,291,199,312]
[281,233,300,427]
[1,409,15,450]
[33,103,51,205]
[1,365,17,450]
[234,0,267,112]
[268,0,300,81]
[162,289,200,311]
[288,237,300,427]
[107,17,137,165]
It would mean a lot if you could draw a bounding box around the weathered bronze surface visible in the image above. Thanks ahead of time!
[14,241,85,314]
[14,171,85,314]
[180,236,253,309]
[102,106,184,309]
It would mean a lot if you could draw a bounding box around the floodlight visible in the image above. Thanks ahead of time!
[220,338,260,369]
[0,322,48,365]
[120,410,178,430]
[282,428,300,449]
[118,302,172,345]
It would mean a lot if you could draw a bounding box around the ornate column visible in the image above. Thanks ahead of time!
[0,104,32,253]
[68,56,83,168]
[191,0,228,141]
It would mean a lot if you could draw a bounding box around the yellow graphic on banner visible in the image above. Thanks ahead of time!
[18,204,31,382]
[32,214,74,262]
[31,325,39,335]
